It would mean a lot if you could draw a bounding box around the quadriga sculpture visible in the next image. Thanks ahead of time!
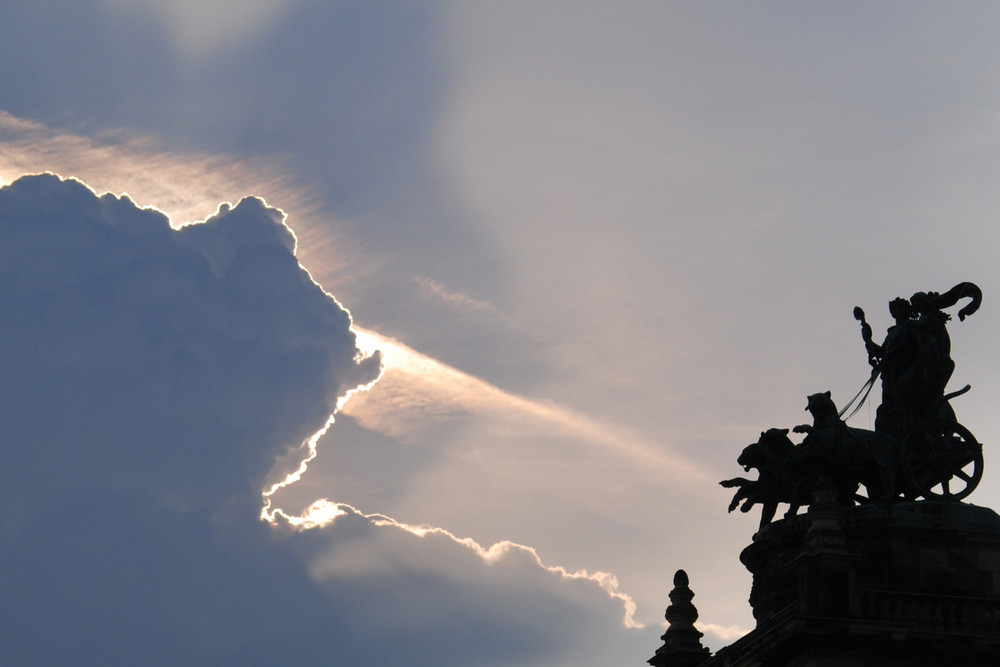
[722,283,984,530]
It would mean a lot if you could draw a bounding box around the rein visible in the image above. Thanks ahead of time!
[838,371,879,421]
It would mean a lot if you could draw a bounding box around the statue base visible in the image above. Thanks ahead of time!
[704,501,1000,666]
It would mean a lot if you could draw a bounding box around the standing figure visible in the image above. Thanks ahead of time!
[855,282,981,439]
[856,297,918,439]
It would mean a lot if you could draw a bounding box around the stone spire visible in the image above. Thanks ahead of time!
[647,569,711,667]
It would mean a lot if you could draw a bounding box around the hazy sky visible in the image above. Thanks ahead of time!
[2,2,1000,665]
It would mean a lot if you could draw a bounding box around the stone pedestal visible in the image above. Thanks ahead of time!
[704,501,1000,666]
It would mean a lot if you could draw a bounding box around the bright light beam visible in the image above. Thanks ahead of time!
[348,326,717,491]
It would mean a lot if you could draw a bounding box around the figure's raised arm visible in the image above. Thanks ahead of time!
[854,306,880,368]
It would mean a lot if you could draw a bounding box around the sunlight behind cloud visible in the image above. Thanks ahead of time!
[0,111,379,316]
[0,111,313,229]
[260,371,383,527]
[349,326,715,489]
[259,324,652,629]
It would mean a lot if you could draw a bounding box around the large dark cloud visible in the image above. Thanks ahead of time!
[0,174,379,515]
[0,174,644,665]
[0,173,375,662]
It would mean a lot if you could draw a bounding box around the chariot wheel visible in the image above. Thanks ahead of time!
[901,422,983,500]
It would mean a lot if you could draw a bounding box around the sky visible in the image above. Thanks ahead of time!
[1,2,1000,665]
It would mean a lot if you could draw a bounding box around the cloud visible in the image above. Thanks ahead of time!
[261,326,669,631]
[293,506,653,666]
[344,328,714,489]
[700,622,753,645]
[0,117,667,658]
[0,173,652,665]
[0,173,380,515]
[279,500,640,628]
[412,276,497,313]
[0,1,529,391]
[262,325,742,639]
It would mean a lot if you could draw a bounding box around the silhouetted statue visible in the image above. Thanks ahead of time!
[723,284,984,530]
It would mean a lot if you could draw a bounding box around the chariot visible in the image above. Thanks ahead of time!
[722,282,985,529]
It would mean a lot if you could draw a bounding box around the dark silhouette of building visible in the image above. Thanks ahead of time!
[650,491,1000,666]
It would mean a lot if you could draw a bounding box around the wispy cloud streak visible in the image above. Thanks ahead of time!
[348,327,716,490]
[412,276,497,313]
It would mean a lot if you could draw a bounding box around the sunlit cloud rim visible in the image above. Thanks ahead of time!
[283,498,643,629]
